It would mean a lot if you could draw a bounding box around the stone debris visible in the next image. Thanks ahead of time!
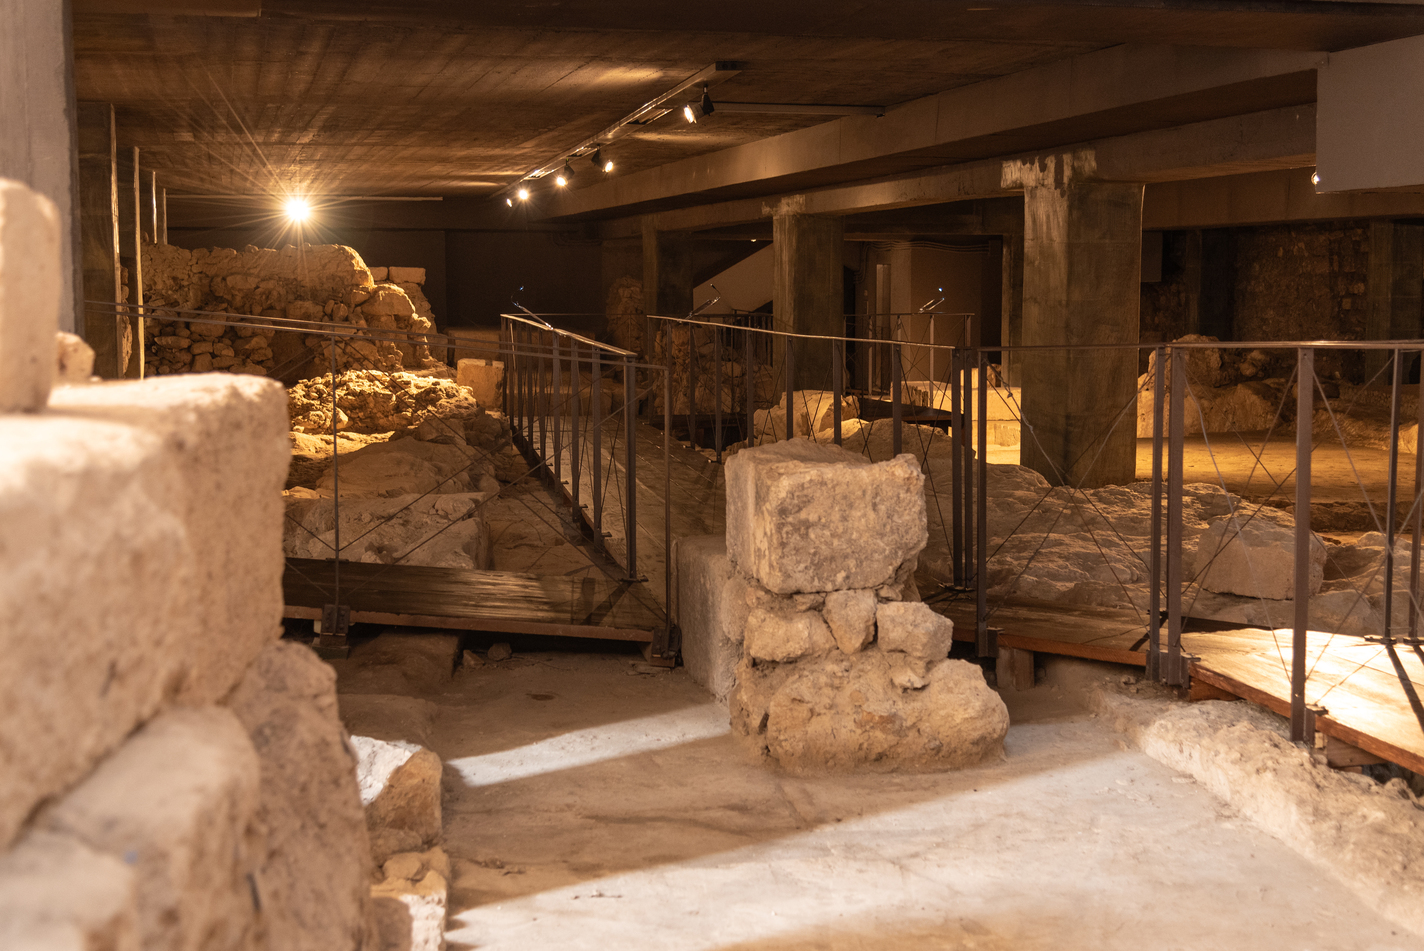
[141,242,442,378]
[725,439,1008,773]
[372,847,449,951]
[55,331,94,383]
[456,357,505,408]
[1194,515,1327,601]
[726,439,927,595]
[0,180,59,413]
[0,830,138,951]
[351,736,443,865]
[487,642,513,662]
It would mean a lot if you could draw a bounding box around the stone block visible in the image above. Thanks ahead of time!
[368,266,389,281]
[0,179,60,412]
[0,830,138,951]
[743,604,835,663]
[387,266,425,285]
[761,652,1009,773]
[876,602,955,663]
[226,642,372,951]
[725,439,927,594]
[1194,515,1325,601]
[823,589,877,653]
[39,708,262,951]
[456,357,505,409]
[0,375,288,850]
[55,331,95,383]
[352,737,443,864]
[674,536,749,703]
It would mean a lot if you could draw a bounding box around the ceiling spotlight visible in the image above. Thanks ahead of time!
[556,161,574,187]
[1312,171,1321,185]
[284,196,311,224]
[516,187,530,201]
[700,85,715,117]
[683,103,698,124]
[590,148,613,173]
[555,173,568,187]
[506,197,513,207]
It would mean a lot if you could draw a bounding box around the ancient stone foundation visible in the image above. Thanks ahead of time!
[719,440,1009,773]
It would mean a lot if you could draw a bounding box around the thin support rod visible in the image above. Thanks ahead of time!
[832,338,844,446]
[1165,348,1186,686]
[330,341,341,606]
[976,349,991,656]
[951,349,964,586]
[662,363,673,658]
[892,342,903,457]
[714,324,724,461]
[592,350,603,537]
[1385,349,1403,642]
[745,327,755,447]
[785,340,795,440]
[571,344,583,511]
[552,335,563,485]
[1413,348,1424,640]
[1291,347,1315,742]
[624,354,639,581]
[687,324,697,449]
[1148,346,1166,682]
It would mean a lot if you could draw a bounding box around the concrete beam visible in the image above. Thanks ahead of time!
[598,104,1315,238]
[1145,166,1424,229]
[549,45,1321,222]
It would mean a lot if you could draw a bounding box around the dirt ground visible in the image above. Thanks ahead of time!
[331,636,1417,951]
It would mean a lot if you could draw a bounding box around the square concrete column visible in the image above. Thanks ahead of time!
[1000,232,1024,385]
[1018,178,1143,488]
[77,101,125,379]
[773,212,844,389]
[0,0,80,332]
[642,218,692,363]
[1365,219,1424,379]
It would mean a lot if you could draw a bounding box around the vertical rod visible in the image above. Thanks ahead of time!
[538,332,548,460]
[744,327,755,447]
[976,349,991,656]
[714,323,724,461]
[149,170,158,248]
[552,335,563,485]
[832,338,844,446]
[1412,348,1424,641]
[964,349,975,584]
[1291,347,1315,741]
[130,147,144,380]
[686,324,697,449]
[1385,349,1403,642]
[1148,346,1166,682]
[592,350,603,538]
[785,338,795,440]
[159,186,167,244]
[1166,348,1186,685]
[500,317,512,418]
[664,358,673,655]
[570,343,582,512]
[892,342,903,457]
[624,354,639,581]
[950,349,964,585]
[330,340,340,606]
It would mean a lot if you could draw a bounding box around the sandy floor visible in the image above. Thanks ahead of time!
[335,643,1416,951]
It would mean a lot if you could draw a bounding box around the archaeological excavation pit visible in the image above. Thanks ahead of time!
[6,5,1424,949]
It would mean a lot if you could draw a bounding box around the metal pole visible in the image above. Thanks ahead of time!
[130,147,144,380]
[538,332,548,460]
[1291,347,1314,741]
[1412,348,1424,641]
[976,349,991,656]
[1166,347,1186,686]
[1148,346,1166,682]
[950,349,964,585]
[785,338,795,440]
[892,342,903,457]
[832,337,844,446]
[500,317,512,418]
[745,326,755,447]
[1385,349,1403,644]
[330,340,340,608]
[624,354,639,581]
[964,349,975,585]
[714,323,724,461]
[592,350,603,538]
[663,358,673,657]
[552,335,563,485]
[570,342,582,511]
[149,170,158,249]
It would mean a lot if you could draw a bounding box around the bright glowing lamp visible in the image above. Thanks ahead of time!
[516,187,530,201]
[284,197,311,223]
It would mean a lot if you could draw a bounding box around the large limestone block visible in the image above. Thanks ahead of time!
[388,266,426,285]
[876,601,955,663]
[284,493,491,570]
[0,375,287,850]
[0,830,139,951]
[456,358,505,409]
[227,642,372,951]
[0,179,60,412]
[726,439,927,594]
[674,536,749,703]
[40,708,262,951]
[1194,515,1326,601]
[745,650,1008,773]
[352,737,443,864]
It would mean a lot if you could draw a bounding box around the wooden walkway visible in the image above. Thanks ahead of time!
[937,596,1424,774]
[283,557,665,642]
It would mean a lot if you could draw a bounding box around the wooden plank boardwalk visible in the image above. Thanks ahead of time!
[282,557,664,642]
[937,596,1424,774]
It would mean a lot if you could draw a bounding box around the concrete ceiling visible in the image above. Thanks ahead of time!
[72,1,1424,210]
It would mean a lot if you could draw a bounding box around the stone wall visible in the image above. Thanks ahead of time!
[0,180,376,950]
[142,242,442,379]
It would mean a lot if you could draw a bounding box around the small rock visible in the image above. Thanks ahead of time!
[486,642,512,662]
[743,606,835,663]
[822,589,877,653]
[876,601,954,663]
[461,649,484,670]
[382,852,424,884]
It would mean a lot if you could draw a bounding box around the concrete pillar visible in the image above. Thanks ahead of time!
[0,0,80,333]
[1197,229,1235,341]
[641,218,692,362]
[773,212,844,389]
[1000,232,1024,385]
[77,102,125,378]
[1019,179,1144,488]
[1366,219,1424,379]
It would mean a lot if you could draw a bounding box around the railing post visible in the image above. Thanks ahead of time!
[1412,347,1424,641]
[1384,349,1403,644]
[714,322,724,461]
[892,342,903,457]
[1166,347,1186,686]
[745,326,755,446]
[570,342,582,512]
[623,353,639,582]
[687,323,697,449]
[1148,346,1166,682]
[538,331,549,460]
[832,337,843,446]
[552,334,563,485]
[592,349,603,538]
[500,317,512,419]
[976,349,991,657]
[1291,347,1314,741]
[785,337,795,441]
[951,348,964,585]
[963,348,975,586]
